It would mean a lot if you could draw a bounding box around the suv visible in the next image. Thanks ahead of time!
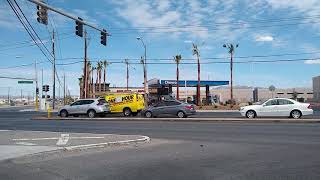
[59,99,110,118]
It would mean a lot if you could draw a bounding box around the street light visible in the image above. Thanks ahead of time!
[223,43,239,105]
[136,37,148,107]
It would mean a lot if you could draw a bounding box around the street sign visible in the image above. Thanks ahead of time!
[18,81,33,84]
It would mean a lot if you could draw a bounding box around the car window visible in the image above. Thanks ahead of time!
[98,99,107,104]
[82,100,94,105]
[154,102,166,107]
[165,101,181,106]
[71,101,82,106]
[278,99,294,105]
[265,100,278,106]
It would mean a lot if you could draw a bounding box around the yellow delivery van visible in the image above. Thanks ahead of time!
[104,93,145,116]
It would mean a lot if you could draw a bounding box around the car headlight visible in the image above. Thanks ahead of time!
[240,107,244,111]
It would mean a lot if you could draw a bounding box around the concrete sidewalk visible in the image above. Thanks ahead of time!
[32,116,320,123]
[0,130,150,161]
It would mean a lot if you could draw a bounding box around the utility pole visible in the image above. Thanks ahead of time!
[41,68,43,107]
[192,43,201,106]
[136,37,148,107]
[35,60,39,111]
[63,72,66,105]
[125,59,129,91]
[83,30,88,99]
[52,30,56,109]
[7,87,10,105]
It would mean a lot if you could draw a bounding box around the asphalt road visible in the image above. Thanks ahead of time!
[0,107,320,180]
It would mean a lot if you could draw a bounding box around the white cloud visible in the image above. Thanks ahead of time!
[255,35,274,42]
[304,59,320,64]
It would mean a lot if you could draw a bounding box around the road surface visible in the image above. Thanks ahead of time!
[0,106,319,180]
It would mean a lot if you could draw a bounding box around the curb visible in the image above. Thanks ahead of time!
[63,135,150,151]
[32,116,320,123]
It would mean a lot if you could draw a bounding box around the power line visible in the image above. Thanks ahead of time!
[12,0,53,59]
[6,0,53,63]
[52,50,320,62]
[52,57,320,66]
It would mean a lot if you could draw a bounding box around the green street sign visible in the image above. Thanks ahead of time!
[18,81,33,84]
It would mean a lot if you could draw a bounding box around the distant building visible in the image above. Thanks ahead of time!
[313,76,320,102]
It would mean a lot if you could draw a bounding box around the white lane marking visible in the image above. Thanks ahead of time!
[12,137,105,141]
[56,134,70,146]
[70,137,105,139]
[0,130,11,132]
[19,109,35,112]
[15,142,37,146]
[12,137,58,141]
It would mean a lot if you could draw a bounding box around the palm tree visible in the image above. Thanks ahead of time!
[174,55,182,100]
[87,61,92,96]
[97,61,103,93]
[103,60,109,92]
[91,66,96,98]
[78,75,84,98]
[192,43,201,106]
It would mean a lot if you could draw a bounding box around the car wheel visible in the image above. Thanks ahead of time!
[145,111,153,118]
[246,110,256,119]
[291,110,301,119]
[123,108,132,117]
[87,110,96,118]
[60,110,68,117]
[177,111,186,118]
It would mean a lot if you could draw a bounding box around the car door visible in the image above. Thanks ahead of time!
[78,100,94,114]
[164,101,181,115]
[68,100,82,114]
[152,102,166,116]
[260,99,278,116]
[277,99,294,116]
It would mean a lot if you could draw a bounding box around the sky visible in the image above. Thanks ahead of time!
[1,0,320,96]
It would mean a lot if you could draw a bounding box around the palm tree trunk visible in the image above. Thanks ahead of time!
[103,67,106,92]
[176,63,179,100]
[98,70,101,93]
[92,70,95,97]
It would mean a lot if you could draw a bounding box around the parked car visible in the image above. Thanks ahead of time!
[59,99,110,118]
[239,98,313,119]
[143,100,196,118]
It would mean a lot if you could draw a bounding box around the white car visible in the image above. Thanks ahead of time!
[239,98,313,119]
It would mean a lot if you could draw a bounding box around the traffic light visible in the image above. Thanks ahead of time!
[100,29,107,46]
[75,17,83,37]
[36,88,39,94]
[42,85,49,92]
[36,5,48,25]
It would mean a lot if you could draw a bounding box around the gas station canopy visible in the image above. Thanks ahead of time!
[159,80,229,87]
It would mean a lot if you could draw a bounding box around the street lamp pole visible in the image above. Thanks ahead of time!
[137,37,148,107]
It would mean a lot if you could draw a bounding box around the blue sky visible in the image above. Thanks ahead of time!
[1,0,320,96]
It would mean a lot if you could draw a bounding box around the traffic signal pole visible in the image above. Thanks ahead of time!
[34,60,39,111]
[52,30,56,109]
[83,30,88,98]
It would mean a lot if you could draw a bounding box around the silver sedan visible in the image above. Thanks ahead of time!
[143,100,196,118]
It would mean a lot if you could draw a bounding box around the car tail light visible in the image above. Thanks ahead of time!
[307,104,312,109]
[185,105,193,110]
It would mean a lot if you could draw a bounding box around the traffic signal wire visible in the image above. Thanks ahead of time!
[6,0,53,64]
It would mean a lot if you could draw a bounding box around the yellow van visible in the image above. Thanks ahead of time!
[104,93,145,116]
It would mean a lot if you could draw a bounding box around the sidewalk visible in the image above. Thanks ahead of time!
[32,116,320,123]
[0,130,150,161]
